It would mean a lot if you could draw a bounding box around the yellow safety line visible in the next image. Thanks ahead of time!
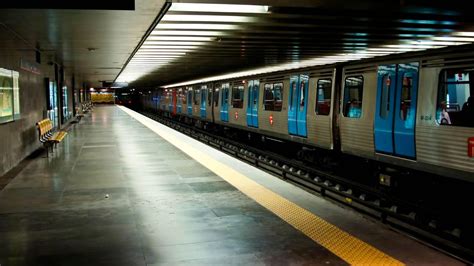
[118,106,404,266]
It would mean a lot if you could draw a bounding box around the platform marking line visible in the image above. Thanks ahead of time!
[119,106,404,266]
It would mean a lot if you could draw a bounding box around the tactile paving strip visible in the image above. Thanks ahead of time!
[120,106,404,266]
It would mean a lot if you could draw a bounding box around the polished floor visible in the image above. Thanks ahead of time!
[0,106,463,265]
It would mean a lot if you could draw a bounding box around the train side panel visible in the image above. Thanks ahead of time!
[227,80,248,128]
[306,68,335,150]
[339,65,377,159]
[416,65,474,177]
[257,77,290,139]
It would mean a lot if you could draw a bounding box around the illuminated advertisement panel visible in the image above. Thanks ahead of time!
[0,68,20,124]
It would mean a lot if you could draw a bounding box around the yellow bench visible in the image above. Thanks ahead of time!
[36,119,67,154]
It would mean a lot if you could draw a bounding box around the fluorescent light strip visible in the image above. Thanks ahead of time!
[454,32,474,37]
[151,30,224,36]
[138,45,199,51]
[144,41,206,46]
[408,40,468,46]
[384,44,435,49]
[140,45,201,49]
[432,36,474,42]
[169,3,269,13]
[137,49,192,54]
[135,52,186,55]
[162,14,255,23]
[156,23,238,30]
[147,36,212,41]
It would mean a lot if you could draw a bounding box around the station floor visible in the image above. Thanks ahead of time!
[0,105,464,266]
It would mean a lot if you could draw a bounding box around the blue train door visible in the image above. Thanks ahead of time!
[375,64,397,154]
[288,75,299,135]
[374,63,418,158]
[187,89,193,115]
[246,80,259,127]
[288,74,309,137]
[200,85,207,118]
[177,89,182,113]
[220,83,229,122]
[394,63,418,158]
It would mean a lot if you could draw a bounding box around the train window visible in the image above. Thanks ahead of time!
[232,85,244,108]
[315,79,332,115]
[299,80,306,111]
[214,87,219,107]
[177,89,183,105]
[193,87,200,105]
[187,88,192,105]
[207,87,212,106]
[379,74,391,119]
[181,89,187,105]
[263,83,274,110]
[400,76,412,121]
[222,84,229,105]
[343,76,364,118]
[437,69,474,127]
[263,82,283,111]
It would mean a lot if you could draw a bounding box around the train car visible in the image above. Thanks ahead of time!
[153,45,474,182]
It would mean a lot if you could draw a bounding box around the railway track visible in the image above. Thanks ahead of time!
[141,110,473,263]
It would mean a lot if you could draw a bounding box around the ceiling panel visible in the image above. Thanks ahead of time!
[115,0,474,87]
[0,0,165,87]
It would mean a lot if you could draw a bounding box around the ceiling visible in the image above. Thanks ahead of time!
[0,0,164,87]
[116,0,474,88]
[2,1,474,88]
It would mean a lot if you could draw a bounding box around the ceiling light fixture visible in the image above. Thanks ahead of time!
[168,3,269,13]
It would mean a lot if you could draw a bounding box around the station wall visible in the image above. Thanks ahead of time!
[0,26,77,176]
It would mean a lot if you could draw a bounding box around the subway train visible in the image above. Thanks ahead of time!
[141,45,474,184]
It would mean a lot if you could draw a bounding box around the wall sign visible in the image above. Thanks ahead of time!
[20,59,41,75]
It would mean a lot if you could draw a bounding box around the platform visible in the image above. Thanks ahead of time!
[0,106,463,265]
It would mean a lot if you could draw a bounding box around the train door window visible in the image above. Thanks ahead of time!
[232,85,244,108]
[299,79,306,111]
[437,69,474,127]
[193,87,200,105]
[343,76,364,118]
[400,76,412,121]
[208,86,212,106]
[187,87,192,104]
[315,79,332,115]
[201,87,206,104]
[222,85,228,105]
[289,81,297,111]
[273,83,283,111]
[182,89,187,105]
[379,74,391,119]
[214,87,219,107]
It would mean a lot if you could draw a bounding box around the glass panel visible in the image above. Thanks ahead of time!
[207,87,212,106]
[299,79,306,111]
[263,83,274,111]
[437,69,473,127]
[380,74,391,119]
[273,83,283,111]
[214,86,219,107]
[0,68,14,123]
[343,76,364,118]
[193,87,200,105]
[315,79,332,115]
[62,86,69,121]
[232,85,244,108]
[290,81,297,111]
[400,76,412,121]
[12,71,20,119]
